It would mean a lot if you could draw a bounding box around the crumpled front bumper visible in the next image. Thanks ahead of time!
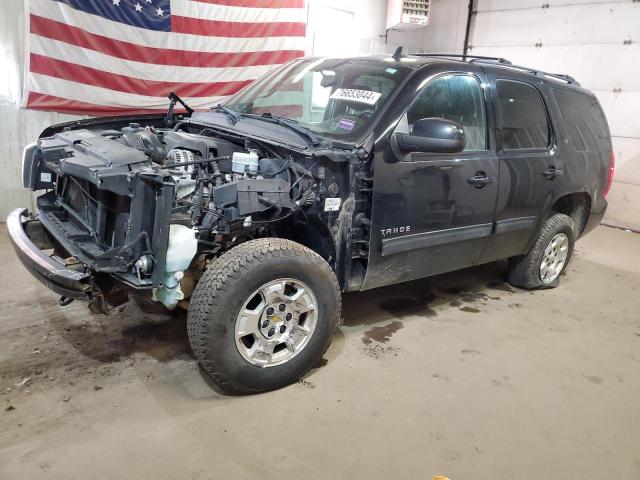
[6,208,91,299]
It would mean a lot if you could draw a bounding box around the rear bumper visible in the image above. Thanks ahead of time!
[6,208,91,299]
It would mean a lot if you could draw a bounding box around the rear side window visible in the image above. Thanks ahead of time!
[496,80,550,150]
[553,89,610,154]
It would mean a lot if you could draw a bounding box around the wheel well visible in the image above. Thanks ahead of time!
[549,192,591,236]
[275,218,337,269]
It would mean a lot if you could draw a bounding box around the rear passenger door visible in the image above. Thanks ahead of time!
[480,74,562,263]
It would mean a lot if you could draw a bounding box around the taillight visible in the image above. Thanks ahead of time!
[603,151,615,199]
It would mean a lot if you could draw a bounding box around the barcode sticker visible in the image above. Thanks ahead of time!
[40,172,52,182]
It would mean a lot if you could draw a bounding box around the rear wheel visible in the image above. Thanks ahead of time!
[507,213,576,289]
[187,238,340,394]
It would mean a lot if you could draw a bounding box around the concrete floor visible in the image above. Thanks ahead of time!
[0,226,638,480]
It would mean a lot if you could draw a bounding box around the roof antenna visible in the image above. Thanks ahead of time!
[392,45,404,61]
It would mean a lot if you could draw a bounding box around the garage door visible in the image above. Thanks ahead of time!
[468,0,640,230]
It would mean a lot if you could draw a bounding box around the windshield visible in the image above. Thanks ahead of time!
[221,58,412,142]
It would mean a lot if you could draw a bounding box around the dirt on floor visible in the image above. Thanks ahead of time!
[0,226,639,480]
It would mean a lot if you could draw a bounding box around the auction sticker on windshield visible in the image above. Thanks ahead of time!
[330,88,382,106]
[337,118,357,130]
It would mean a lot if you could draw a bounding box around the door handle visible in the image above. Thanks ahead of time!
[542,165,562,180]
[468,171,493,188]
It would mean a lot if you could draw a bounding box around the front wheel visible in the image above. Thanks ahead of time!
[507,213,576,289]
[187,238,341,394]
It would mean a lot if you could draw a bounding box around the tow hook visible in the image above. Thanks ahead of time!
[59,296,74,307]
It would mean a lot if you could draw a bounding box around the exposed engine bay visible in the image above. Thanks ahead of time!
[24,116,361,312]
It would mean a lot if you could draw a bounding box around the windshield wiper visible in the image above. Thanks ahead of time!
[245,113,321,146]
[211,104,242,124]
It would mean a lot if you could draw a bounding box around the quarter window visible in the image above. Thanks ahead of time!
[407,74,487,151]
[496,80,550,150]
[553,89,609,154]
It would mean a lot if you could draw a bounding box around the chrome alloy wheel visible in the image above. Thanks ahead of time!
[234,278,318,367]
[539,232,569,284]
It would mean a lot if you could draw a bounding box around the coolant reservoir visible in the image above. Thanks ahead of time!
[232,150,259,174]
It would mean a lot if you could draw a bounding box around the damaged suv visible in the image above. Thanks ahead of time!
[9,53,613,393]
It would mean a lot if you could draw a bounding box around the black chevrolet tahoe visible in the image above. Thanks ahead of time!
[8,53,614,393]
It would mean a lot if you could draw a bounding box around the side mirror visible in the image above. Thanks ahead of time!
[396,117,466,154]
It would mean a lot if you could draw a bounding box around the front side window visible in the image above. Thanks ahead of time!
[407,74,487,151]
[496,80,550,150]
[222,58,411,142]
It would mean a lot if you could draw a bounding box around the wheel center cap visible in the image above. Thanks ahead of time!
[259,302,295,339]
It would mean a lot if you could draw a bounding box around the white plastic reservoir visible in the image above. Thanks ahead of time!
[232,151,259,174]
[165,224,198,273]
[154,224,198,308]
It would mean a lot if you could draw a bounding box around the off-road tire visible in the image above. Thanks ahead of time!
[507,213,576,289]
[187,238,341,394]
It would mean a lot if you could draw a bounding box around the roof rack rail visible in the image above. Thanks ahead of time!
[405,52,580,86]
[406,53,513,64]
[489,62,581,86]
[547,73,579,85]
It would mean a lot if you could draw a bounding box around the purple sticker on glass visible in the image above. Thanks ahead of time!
[337,118,356,131]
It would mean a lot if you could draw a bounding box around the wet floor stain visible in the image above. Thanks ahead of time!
[362,320,404,345]
[584,374,603,385]
[461,292,490,303]
[378,291,437,318]
[460,306,481,313]
[490,376,511,387]
[461,348,481,355]
[449,300,462,307]
[487,281,516,293]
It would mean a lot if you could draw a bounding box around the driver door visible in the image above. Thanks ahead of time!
[363,72,499,290]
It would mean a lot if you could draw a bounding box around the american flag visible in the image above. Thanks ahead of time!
[24,0,307,115]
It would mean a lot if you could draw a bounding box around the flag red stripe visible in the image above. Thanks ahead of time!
[27,92,303,119]
[30,53,253,98]
[190,0,305,8]
[253,105,302,118]
[26,92,174,115]
[171,16,306,38]
[30,15,303,69]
